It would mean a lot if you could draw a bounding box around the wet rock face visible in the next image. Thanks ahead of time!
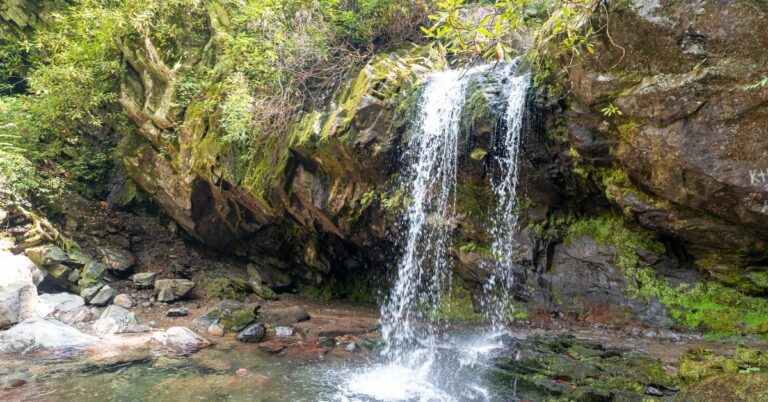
[565,0,768,268]
[491,335,676,401]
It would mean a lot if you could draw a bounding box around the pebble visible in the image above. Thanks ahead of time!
[167,308,188,317]
[275,326,294,337]
[235,368,249,376]
[113,294,133,308]
[208,323,225,337]
[141,302,151,308]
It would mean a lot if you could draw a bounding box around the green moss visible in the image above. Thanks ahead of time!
[194,272,250,301]
[220,309,256,331]
[431,284,483,323]
[78,260,107,289]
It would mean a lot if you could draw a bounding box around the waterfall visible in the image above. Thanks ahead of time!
[483,70,531,332]
[340,62,530,401]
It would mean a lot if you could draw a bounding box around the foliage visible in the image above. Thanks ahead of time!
[746,77,768,91]
[601,103,621,116]
[422,0,601,71]
[0,96,61,207]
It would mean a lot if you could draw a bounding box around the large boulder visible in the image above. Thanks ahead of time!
[97,244,135,276]
[0,281,39,329]
[37,292,85,316]
[92,305,149,334]
[258,305,310,326]
[0,252,45,286]
[0,317,98,354]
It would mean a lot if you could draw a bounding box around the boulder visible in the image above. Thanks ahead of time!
[132,272,157,288]
[25,245,67,267]
[80,282,105,302]
[113,293,133,308]
[192,300,257,331]
[152,326,211,353]
[154,279,194,302]
[93,305,149,334]
[79,261,108,289]
[0,318,98,354]
[258,305,310,326]
[0,252,46,286]
[97,245,135,276]
[0,281,39,329]
[37,293,85,317]
[89,285,115,306]
[236,323,265,343]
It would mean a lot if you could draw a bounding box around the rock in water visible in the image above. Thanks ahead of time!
[0,318,98,354]
[113,294,133,308]
[89,285,115,306]
[275,326,294,337]
[0,252,46,286]
[0,282,39,329]
[132,272,157,288]
[93,305,149,334]
[236,323,265,343]
[152,327,211,353]
[98,245,136,276]
[154,279,195,302]
[259,306,310,326]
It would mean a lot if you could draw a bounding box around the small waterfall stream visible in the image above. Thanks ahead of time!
[340,63,530,401]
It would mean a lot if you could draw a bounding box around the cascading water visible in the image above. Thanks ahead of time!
[339,62,530,402]
[482,69,531,333]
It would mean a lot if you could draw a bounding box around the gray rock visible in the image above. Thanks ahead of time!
[275,326,294,337]
[113,293,133,308]
[154,279,194,302]
[98,245,135,276]
[55,306,96,325]
[0,318,98,354]
[259,305,310,326]
[25,245,67,267]
[152,327,211,353]
[93,305,149,334]
[166,308,188,317]
[132,272,157,288]
[37,293,85,317]
[80,282,104,301]
[0,282,39,329]
[0,252,46,286]
[89,285,115,306]
[236,323,265,343]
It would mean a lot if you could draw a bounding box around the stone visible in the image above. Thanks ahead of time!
[113,293,133,308]
[167,308,188,317]
[0,318,98,354]
[258,305,310,326]
[80,282,104,301]
[275,326,294,337]
[0,281,39,329]
[207,323,225,337]
[192,300,257,331]
[25,245,67,267]
[93,305,149,334]
[345,341,358,352]
[154,279,195,302]
[258,340,286,354]
[89,285,115,306]
[98,245,136,276]
[236,323,266,343]
[37,293,85,317]
[55,306,96,325]
[79,261,108,289]
[132,272,157,288]
[0,252,46,286]
[152,327,211,353]
[141,301,151,308]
